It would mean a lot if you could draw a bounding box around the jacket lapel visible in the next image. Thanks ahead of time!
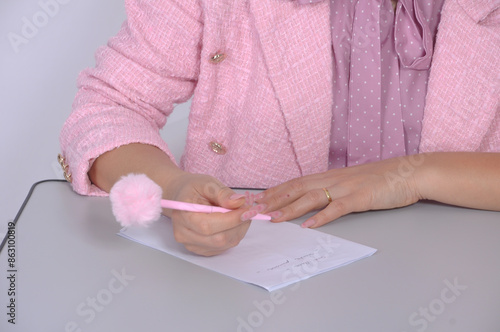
[249,0,333,175]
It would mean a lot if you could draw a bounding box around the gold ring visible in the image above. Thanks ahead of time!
[322,188,332,203]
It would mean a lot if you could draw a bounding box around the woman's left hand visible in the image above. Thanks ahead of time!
[254,155,423,228]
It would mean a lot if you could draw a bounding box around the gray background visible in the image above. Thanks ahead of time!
[0,0,190,238]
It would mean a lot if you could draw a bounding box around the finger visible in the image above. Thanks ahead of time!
[257,176,322,213]
[198,180,246,210]
[267,187,334,222]
[219,187,248,209]
[172,205,253,237]
[173,219,252,256]
[301,194,360,228]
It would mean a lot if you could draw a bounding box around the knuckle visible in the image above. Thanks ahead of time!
[183,245,217,257]
[304,190,324,204]
[268,194,284,207]
[289,178,306,194]
[182,244,197,254]
[329,199,348,214]
[197,219,213,236]
[211,232,230,249]
[217,185,232,199]
[172,228,187,244]
[282,204,299,217]
[200,179,222,197]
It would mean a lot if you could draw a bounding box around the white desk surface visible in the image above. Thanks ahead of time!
[1,180,499,332]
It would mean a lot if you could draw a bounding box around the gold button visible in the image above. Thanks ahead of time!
[209,141,226,155]
[209,52,226,64]
[64,172,73,183]
[57,153,72,183]
[57,153,68,169]
[57,153,64,165]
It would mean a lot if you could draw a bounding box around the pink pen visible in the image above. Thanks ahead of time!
[109,173,271,228]
[160,199,271,220]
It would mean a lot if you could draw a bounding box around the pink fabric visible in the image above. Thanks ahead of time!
[60,0,333,196]
[327,0,444,168]
[60,0,499,197]
[420,0,500,152]
[297,0,323,4]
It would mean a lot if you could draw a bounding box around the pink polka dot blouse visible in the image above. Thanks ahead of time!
[297,0,445,168]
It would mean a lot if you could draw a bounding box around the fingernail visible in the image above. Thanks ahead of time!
[241,210,258,221]
[250,204,267,213]
[268,211,283,219]
[301,219,316,228]
[230,194,246,201]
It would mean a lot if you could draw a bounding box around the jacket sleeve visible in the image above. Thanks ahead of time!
[59,0,203,196]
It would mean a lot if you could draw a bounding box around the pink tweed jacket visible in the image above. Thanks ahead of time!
[60,0,500,196]
[420,0,500,152]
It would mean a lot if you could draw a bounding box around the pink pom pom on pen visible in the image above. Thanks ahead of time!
[109,173,163,227]
[110,174,271,227]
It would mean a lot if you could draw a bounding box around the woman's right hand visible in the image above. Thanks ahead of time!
[89,143,257,256]
[165,173,257,256]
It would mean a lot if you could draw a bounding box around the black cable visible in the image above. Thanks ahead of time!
[0,179,67,252]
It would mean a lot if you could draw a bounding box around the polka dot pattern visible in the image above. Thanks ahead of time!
[326,0,444,168]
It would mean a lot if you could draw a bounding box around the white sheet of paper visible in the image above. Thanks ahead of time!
[118,217,376,291]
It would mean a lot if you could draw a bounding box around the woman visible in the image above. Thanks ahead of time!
[60,0,499,256]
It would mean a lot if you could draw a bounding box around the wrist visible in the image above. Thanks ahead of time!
[157,170,193,201]
[411,152,439,202]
